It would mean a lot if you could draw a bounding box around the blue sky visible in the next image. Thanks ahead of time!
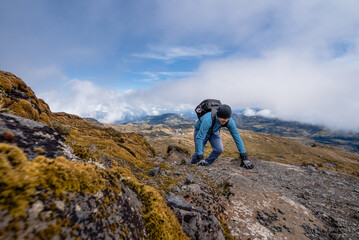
[1,0,359,131]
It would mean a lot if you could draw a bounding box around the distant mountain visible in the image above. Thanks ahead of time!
[232,113,359,153]
[83,117,104,127]
[115,111,359,153]
[119,113,195,127]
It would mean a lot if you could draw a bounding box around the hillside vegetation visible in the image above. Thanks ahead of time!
[109,122,359,178]
[0,71,188,239]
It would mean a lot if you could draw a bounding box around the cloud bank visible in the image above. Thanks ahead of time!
[43,50,359,131]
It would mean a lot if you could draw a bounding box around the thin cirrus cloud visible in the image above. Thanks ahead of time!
[135,71,194,83]
[131,46,224,61]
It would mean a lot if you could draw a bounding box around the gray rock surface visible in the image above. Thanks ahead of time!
[0,113,148,239]
[165,194,225,240]
[0,113,78,161]
[149,166,161,176]
[153,147,359,240]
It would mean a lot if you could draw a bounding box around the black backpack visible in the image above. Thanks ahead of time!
[195,99,222,130]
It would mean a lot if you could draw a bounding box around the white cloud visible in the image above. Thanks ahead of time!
[136,71,193,83]
[117,50,359,131]
[38,49,359,131]
[132,45,224,61]
[244,108,274,118]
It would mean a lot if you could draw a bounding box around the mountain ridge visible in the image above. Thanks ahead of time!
[116,111,359,154]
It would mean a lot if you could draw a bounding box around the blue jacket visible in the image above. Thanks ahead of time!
[194,112,246,155]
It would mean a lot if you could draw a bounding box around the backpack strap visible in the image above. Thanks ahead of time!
[210,108,216,130]
[209,108,217,138]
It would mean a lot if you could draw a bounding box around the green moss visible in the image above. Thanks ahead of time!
[71,143,96,160]
[11,99,40,122]
[34,156,119,195]
[0,75,12,92]
[51,120,70,136]
[0,144,38,217]
[0,71,54,125]
[34,148,44,154]
[0,143,122,217]
[122,172,189,240]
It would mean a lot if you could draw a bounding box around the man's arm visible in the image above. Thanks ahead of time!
[226,118,246,153]
[227,118,254,169]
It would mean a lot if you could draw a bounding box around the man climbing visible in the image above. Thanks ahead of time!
[191,102,254,169]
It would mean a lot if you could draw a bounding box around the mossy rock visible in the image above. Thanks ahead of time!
[0,143,38,217]
[0,143,119,216]
[0,71,54,125]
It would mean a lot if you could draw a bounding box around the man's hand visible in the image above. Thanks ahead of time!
[240,152,254,169]
[197,159,209,166]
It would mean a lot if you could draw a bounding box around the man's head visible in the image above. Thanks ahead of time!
[217,104,232,125]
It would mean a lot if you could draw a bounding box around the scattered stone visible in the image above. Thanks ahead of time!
[28,200,44,219]
[54,201,65,212]
[256,211,278,226]
[95,191,104,198]
[149,166,161,176]
[171,186,181,193]
[270,226,282,233]
[324,162,336,167]
[283,224,292,233]
[323,170,334,175]
[165,194,193,211]
[185,175,195,185]
[329,232,346,240]
[298,191,310,200]
[174,171,181,175]
[307,165,317,172]
[277,208,285,215]
[336,182,347,188]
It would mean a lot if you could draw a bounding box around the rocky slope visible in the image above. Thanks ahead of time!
[0,71,188,239]
[111,120,359,239]
[147,146,359,239]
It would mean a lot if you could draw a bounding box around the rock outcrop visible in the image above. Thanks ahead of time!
[0,113,77,161]
[0,71,188,239]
